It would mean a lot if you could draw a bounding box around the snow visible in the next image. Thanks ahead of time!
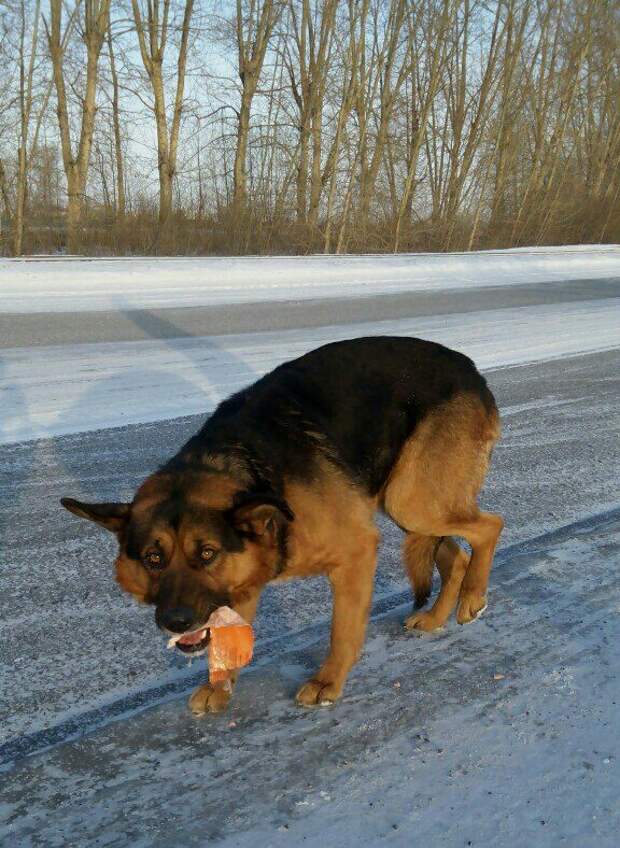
[2,298,619,444]
[1,248,619,846]
[1,245,620,313]
[2,510,619,846]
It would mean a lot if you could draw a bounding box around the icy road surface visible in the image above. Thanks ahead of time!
[2,510,619,847]
[1,250,619,846]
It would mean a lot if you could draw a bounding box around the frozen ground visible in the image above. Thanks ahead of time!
[1,245,620,313]
[3,510,619,848]
[1,249,619,846]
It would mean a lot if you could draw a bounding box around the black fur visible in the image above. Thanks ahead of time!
[164,337,495,497]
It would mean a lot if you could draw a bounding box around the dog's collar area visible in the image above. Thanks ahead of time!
[273,554,288,579]
[273,524,290,578]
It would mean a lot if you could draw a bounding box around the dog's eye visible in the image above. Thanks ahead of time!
[144,550,164,570]
[199,546,218,564]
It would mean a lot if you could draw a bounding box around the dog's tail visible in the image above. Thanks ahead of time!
[402,533,442,608]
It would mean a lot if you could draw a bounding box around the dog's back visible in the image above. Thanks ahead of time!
[171,336,497,496]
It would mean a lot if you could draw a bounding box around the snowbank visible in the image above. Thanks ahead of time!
[1,245,619,314]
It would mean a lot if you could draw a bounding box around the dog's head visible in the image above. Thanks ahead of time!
[61,472,293,654]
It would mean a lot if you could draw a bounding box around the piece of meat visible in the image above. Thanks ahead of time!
[206,606,254,685]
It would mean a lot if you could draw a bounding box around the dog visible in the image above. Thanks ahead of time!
[62,336,503,714]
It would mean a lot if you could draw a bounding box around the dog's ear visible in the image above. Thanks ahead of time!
[61,498,130,533]
[227,494,294,545]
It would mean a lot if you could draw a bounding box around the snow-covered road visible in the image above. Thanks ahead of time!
[3,508,620,847]
[3,298,620,444]
[1,248,619,847]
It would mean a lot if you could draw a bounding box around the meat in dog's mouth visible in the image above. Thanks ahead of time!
[167,626,210,655]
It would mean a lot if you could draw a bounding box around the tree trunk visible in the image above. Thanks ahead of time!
[107,21,125,219]
[0,159,12,248]
[130,0,195,229]
[14,0,42,256]
[307,106,323,227]
[233,0,280,212]
[233,87,254,209]
[153,70,172,225]
[158,166,173,225]
[46,0,111,253]
[296,117,310,222]
[66,169,82,254]
[14,148,27,256]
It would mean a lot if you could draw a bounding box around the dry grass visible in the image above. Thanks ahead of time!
[2,190,619,258]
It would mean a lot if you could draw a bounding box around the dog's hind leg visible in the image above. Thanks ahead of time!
[384,392,503,628]
[402,532,441,609]
[405,537,470,632]
[450,512,504,624]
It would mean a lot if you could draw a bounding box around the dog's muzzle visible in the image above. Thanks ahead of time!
[156,605,212,655]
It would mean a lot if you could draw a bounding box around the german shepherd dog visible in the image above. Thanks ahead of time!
[62,337,503,714]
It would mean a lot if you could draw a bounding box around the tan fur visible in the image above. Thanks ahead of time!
[382,393,500,529]
[384,392,502,627]
[115,556,151,602]
[402,532,442,608]
[283,463,380,704]
[405,537,470,632]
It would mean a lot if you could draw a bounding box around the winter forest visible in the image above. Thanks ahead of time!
[1,0,619,256]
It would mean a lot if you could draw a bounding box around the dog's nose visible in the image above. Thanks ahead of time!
[157,605,196,633]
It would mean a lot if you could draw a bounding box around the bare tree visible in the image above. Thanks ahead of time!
[106,11,125,220]
[441,1,506,248]
[284,0,338,224]
[233,0,283,209]
[0,0,616,255]
[45,0,111,252]
[392,0,452,252]
[533,1,595,244]
[356,0,411,226]
[0,7,15,238]
[15,1,40,254]
[0,157,11,224]
[14,0,56,255]
[131,0,195,227]
[484,0,532,240]
[323,0,370,252]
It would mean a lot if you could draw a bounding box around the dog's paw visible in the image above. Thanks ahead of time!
[456,591,487,624]
[188,683,232,715]
[296,678,342,707]
[404,610,444,632]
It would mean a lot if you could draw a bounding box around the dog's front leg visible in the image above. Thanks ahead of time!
[296,542,377,707]
[189,589,262,716]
